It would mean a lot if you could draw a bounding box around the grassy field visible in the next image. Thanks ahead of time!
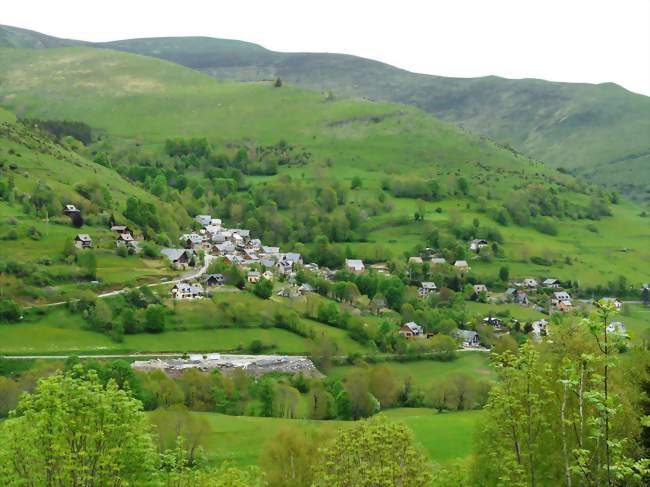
[192,407,482,467]
[328,352,493,388]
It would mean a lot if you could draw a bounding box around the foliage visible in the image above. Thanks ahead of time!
[0,369,158,486]
[312,416,433,487]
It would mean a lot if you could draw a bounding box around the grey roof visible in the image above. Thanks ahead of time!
[430,257,447,264]
[505,288,516,295]
[180,233,203,244]
[262,246,280,254]
[455,329,479,341]
[543,278,559,285]
[118,233,134,242]
[281,253,302,263]
[402,322,423,334]
[75,234,91,242]
[173,282,203,294]
[161,248,191,262]
[420,281,437,290]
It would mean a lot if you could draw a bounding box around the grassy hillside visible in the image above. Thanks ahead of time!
[0,46,648,286]
[0,109,183,303]
[1,26,648,199]
[95,36,650,201]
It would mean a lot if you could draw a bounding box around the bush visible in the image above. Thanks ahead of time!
[0,299,22,322]
[534,219,558,236]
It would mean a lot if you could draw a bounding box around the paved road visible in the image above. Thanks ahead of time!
[25,255,215,309]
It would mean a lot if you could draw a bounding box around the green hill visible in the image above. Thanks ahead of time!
[0,45,648,287]
[2,25,648,199]
[96,37,650,201]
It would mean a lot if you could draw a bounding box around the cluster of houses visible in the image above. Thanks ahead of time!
[163,215,315,300]
[72,222,138,252]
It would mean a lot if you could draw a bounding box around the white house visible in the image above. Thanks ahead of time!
[430,257,447,266]
[473,284,488,295]
[398,322,424,338]
[171,282,204,300]
[408,256,423,265]
[195,214,212,226]
[455,329,480,348]
[531,319,549,339]
[601,297,622,310]
[345,259,365,273]
[419,281,437,298]
[454,260,470,272]
[469,239,488,252]
[74,234,92,249]
[523,278,538,288]
[247,271,261,284]
[543,278,561,288]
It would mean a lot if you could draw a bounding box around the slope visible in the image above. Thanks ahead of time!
[2,26,648,199]
[0,106,183,304]
[96,36,650,200]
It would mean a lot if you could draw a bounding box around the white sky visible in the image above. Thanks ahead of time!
[2,0,650,95]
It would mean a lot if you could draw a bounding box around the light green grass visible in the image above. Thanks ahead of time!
[328,352,492,388]
[191,407,482,467]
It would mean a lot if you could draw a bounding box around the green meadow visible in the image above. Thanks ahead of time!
[328,352,492,388]
[193,408,482,467]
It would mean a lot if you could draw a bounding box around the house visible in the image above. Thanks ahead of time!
[247,271,261,284]
[369,263,389,274]
[606,321,626,335]
[303,263,319,272]
[213,242,236,255]
[557,300,573,313]
[224,254,246,266]
[276,253,303,275]
[277,286,300,298]
[419,281,437,298]
[473,284,488,296]
[171,282,204,300]
[398,321,424,338]
[408,256,423,265]
[506,288,528,305]
[522,278,538,288]
[195,214,212,226]
[204,274,224,287]
[469,239,488,252]
[543,278,561,288]
[111,225,131,236]
[261,246,280,256]
[116,233,135,247]
[74,234,92,249]
[298,283,315,295]
[531,319,549,339]
[454,260,470,272]
[180,233,203,249]
[601,297,622,310]
[430,257,447,266]
[345,259,365,273]
[455,329,480,348]
[484,316,505,331]
[64,204,80,214]
[161,248,194,269]
[552,291,572,305]
[262,270,274,281]
[514,291,529,305]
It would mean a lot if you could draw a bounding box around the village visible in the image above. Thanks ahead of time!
[67,209,633,355]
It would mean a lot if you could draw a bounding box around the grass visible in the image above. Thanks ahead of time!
[192,407,482,467]
[327,352,493,388]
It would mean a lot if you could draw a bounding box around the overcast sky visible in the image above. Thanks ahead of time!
[3,0,649,95]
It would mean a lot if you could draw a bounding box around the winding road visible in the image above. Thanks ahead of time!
[25,255,215,309]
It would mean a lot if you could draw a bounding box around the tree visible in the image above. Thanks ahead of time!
[312,416,433,487]
[252,278,273,299]
[426,378,459,412]
[260,426,333,487]
[0,299,21,323]
[150,404,212,466]
[0,369,157,485]
[0,376,20,417]
[368,364,398,408]
[344,370,378,419]
[145,304,166,333]
[499,265,510,282]
[642,287,649,305]
[350,176,362,190]
[274,77,283,87]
